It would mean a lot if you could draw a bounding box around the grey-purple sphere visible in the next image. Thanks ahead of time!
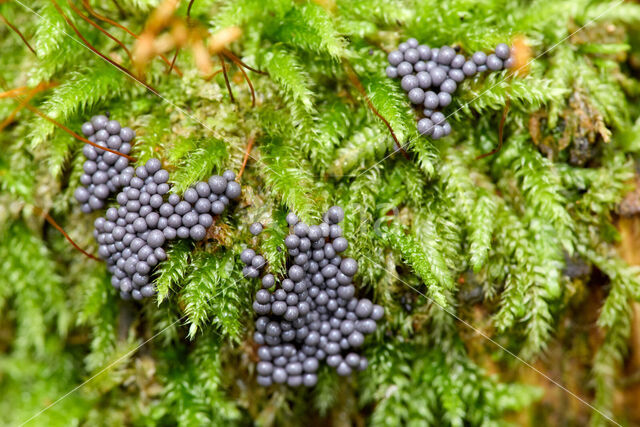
[408,87,425,105]
[385,66,398,78]
[414,61,427,72]
[442,121,452,136]
[226,181,242,199]
[440,79,457,94]
[462,61,477,76]
[451,54,465,69]
[437,46,456,65]
[250,222,263,236]
[431,111,445,125]
[396,61,413,77]
[438,92,452,107]
[403,48,419,64]
[486,54,503,71]
[423,91,439,110]
[431,125,444,140]
[429,67,447,87]
[388,50,403,66]
[418,118,435,136]
[417,45,431,60]
[416,71,431,89]
[472,51,487,65]
[449,69,465,83]
[495,43,510,60]
[400,74,419,92]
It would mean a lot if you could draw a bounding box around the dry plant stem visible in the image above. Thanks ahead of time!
[167,0,195,75]
[25,103,137,162]
[33,206,103,262]
[81,0,183,76]
[476,97,511,160]
[0,86,32,99]
[51,0,157,93]
[81,0,136,37]
[0,13,37,55]
[225,52,256,107]
[0,85,48,132]
[68,0,133,62]
[222,49,268,75]
[237,134,256,180]
[343,60,408,158]
[0,81,57,99]
[203,68,223,81]
[218,53,235,103]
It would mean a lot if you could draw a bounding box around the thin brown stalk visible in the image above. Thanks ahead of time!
[222,49,268,75]
[68,0,133,63]
[33,206,103,262]
[343,60,408,158]
[81,0,183,76]
[218,53,235,103]
[237,134,256,179]
[167,0,195,75]
[0,13,36,55]
[203,68,223,81]
[223,51,256,107]
[0,85,31,99]
[476,97,510,160]
[51,0,157,93]
[0,86,44,132]
[25,103,137,162]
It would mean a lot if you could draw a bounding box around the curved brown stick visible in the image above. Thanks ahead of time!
[25,103,137,162]
[0,85,32,99]
[0,13,37,56]
[33,206,103,262]
[222,49,268,75]
[0,86,45,132]
[203,68,223,81]
[167,0,195,75]
[343,60,408,158]
[52,0,157,93]
[223,51,256,107]
[476,97,511,160]
[68,0,133,63]
[81,0,183,76]
[237,133,255,180]
[82,0,136,37]
[218,53,235,103]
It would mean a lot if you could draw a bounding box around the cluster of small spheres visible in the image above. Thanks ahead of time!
[242,207,384,387]
[74,115,135,212]
[92,162,242,300]
[386,39,513,139]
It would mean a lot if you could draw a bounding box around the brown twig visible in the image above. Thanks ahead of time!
[0,13,37,56]
[222,49,268,75]
[0,85,47,132]
[0,85,32,99]
[237,133,256,179]
[218,53,235,103]
[25,103,137,162]
[52,0,157,93]
[223,51,256,107]
[68,0,133,63]
[476,97,511,160]
[81,0,183,77]
[82,0,135,37]
[33,206,103,262]
[343,60,408,158]
[167,0,195,75]
[203,68,223,81]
